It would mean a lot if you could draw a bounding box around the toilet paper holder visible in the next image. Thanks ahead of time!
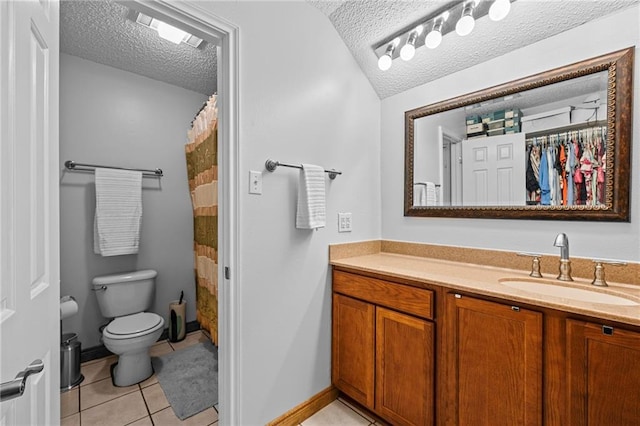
[60,295,79,320]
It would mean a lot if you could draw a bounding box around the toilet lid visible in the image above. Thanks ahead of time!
[106,312,162,335]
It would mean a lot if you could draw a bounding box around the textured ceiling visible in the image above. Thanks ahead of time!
[60,1,637,100]
[465,71,608,116]
[60,0,217,96]
[309,0,638,99]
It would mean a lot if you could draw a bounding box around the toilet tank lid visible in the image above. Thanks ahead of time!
[92,270,157,286]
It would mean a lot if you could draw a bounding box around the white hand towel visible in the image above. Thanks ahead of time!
[425,182,437,206]
[296,164,326,229]
[414,184,427,206]
[93,168,143,256]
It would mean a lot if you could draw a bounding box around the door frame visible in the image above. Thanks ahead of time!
[122,2,240,424]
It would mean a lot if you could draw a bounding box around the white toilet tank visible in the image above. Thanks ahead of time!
[92,270,157,318]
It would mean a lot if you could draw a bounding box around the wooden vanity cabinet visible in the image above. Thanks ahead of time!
[332,293,375,408]
[332,270,435,426]
[332,266,640,426]
[376,307,434,426]
[566,320,640,425]
[444,293,543,426]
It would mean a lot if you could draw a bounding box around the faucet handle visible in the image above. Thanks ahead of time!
[518,252,543,278]
[591,259,627,287]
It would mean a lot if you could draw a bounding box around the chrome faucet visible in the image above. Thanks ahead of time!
[553,233,573,281]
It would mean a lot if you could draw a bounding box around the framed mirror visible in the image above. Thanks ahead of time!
[405,47,633,221]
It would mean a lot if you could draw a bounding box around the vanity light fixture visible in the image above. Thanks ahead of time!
[374,0,514,71]
[425,12,450,49]
[400,26,423,61]
[456,0,478,37]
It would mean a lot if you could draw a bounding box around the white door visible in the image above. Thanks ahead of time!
[462,133,525,206]
[1,0,60,424]
[438,126,463,206]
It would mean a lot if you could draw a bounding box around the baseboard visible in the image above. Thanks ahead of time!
[266,385,339,426]
[80,320,201,363]
[80,345,112,363]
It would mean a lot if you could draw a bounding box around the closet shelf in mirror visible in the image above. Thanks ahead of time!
[524,120,607,140]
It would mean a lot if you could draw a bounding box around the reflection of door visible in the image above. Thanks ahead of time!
[462,133,525,205]
[0,0,60,423]
[439,126,463,206]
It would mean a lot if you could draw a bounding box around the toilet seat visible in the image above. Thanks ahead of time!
[104,312,163,340]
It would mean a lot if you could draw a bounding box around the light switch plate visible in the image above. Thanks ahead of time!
[338,212,352,232]
[249,170,262,194]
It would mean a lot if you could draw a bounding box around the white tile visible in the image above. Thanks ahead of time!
[302,400,371,426]
[61,412,80,426]
[60,387,79,418]
[152,406,218,426]
[80,356,116,386]
[80,391,148,426]
[141,383,170,414]
[127,416,154,426]
[80,376,138,410]
[150,341,174,357]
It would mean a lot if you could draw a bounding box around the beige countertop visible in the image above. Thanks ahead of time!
[331,252,640,327]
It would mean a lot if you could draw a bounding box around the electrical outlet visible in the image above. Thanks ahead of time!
[338,212,352,232]
[249,170,262,194]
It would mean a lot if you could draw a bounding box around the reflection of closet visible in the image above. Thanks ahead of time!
[524,122,607,207]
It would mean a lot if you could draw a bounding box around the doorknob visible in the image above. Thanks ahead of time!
[0,359,44,401]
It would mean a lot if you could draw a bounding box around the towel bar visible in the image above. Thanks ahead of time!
[265,159,341,180]
[65,160,163,177]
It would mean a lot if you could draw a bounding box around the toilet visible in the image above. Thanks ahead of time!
[92,270,164,387]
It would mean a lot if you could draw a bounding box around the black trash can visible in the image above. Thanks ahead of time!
[60,333,84,391]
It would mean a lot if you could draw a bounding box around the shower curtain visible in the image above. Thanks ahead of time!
[185,94,218,345]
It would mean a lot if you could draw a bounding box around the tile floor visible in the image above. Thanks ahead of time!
[61,330,386,426]
[300,397,389,426]
[60,330,218,426]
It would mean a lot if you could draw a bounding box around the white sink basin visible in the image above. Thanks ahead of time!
[499,279,639,306]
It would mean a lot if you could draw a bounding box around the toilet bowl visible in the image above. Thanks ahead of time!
[92,270,165,387]
[102,312,164,387]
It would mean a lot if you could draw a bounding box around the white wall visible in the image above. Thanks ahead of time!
[59,54,208,347]
[196,2,381,424]
[382,6,640,262]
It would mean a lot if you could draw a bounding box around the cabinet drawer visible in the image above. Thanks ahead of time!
[333,270,433,320]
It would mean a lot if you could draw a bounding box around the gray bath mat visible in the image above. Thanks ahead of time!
[151,341,218,420]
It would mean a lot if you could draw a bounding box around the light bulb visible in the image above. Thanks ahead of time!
[425,30,442,49]
[456,15,474,36]
[377,42,395,71]
[378,54,392,71]
[400,27,422,61]
[400,44,415,61]
[456,1,476,36]
[157,21,187,44]
[425,18,445,49]
[489,0,511,21]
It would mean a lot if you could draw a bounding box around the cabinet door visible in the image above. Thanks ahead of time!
[448,294,542,426]
[332,293,375,409]
[376,307,434,426]
[566,320,640,425]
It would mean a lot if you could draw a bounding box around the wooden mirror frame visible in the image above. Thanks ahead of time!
[405,47,634,221]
